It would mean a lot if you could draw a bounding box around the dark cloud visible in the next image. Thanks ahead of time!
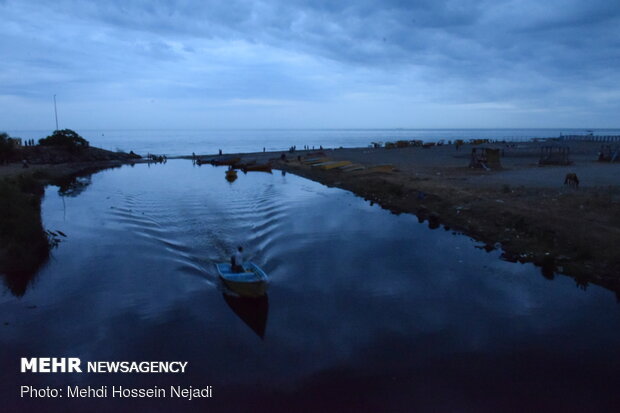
[37,0,617,82]
[1,0,619,128]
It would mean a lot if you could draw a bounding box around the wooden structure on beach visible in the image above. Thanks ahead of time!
[598,145,620,162]
[539,145,571,165]
[470,147,501,170]
[561,134,620,142]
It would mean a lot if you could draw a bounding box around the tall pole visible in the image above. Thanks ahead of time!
[53,94,59,131]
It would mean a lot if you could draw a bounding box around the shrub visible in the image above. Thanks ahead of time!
[39,129,89,152]
[0,178,50,281]
[0,132,15,163]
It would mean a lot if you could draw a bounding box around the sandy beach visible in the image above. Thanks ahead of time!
[212,140,620,296]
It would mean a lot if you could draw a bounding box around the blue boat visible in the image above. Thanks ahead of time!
[216,262,269,297]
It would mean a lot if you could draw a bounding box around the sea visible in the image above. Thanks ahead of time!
[8,128,620,156]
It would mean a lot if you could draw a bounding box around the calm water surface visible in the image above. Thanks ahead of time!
[1,161,620,412]
[10,128,620,156]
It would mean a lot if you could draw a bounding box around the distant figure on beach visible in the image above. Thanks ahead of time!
[22,159,29,168]
[564,173,579,188]
[263,147,265,152]
[219,149,222,156]
[231,246,244,272]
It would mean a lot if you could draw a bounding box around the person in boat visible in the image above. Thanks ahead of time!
[231,246,244,272]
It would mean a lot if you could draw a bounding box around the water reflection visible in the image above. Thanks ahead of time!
[2,267,41,297]
[56,175,92,197]
[225,168,237,182]
[222,293,269,339]
[51,166,120,197]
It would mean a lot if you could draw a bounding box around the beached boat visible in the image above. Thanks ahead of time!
[212,156,241,166]
[303,157,330,165]
[320,160,351,170]
[311,160,343,168]
[216,262,269,297]
[233,159,256,168]
[242,163,272,173]
[341,164,365,172]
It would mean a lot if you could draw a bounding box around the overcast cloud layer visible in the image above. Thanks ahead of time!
[1,0,619,129]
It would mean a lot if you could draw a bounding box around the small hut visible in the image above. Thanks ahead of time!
[539,145,570,165]
[8,137,22,148]
[470,147,502,170]
[598,145,619,162]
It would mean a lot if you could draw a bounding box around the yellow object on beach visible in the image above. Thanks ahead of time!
[320,161,352,170]
[341,164,365,172]
[310,161,338,167]
[303,158,330,165]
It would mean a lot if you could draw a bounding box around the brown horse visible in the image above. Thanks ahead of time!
[564,173,579,188]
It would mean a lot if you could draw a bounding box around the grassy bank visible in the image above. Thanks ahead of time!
[0,173,50,295]
[0,135,141,295]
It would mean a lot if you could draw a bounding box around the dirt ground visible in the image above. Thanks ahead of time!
[229,141,620,297]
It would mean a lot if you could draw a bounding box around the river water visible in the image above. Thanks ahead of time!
[1,161,619,412]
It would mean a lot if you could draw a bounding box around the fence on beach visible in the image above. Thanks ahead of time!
[560,134,620,142]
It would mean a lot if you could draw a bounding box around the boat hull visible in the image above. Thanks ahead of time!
[243,163,272,173]
[216,262,269,297]
[213,157,241,166]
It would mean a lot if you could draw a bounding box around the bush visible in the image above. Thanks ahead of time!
[0,178,49,282]
[0,132,15,163]
[39,129,89,152]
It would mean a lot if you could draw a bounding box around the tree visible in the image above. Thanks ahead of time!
[0,132,15,163]
[39,129,89,151]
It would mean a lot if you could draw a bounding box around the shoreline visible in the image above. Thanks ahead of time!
[222,141,620,297]
[0,147,142,291]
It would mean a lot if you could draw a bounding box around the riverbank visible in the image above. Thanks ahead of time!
[215,141,620,296]
[0,146,142,291]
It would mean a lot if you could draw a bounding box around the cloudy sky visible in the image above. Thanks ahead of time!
[1,0,619,129]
